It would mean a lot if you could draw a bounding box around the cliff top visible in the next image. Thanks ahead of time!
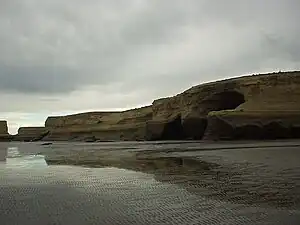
[47,105,152,119]
[153,71,300,103]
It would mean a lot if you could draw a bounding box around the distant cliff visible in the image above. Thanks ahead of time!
[0,121,11,142]
[10,71,300,142]
[14,127,49,142]
[43,106,153,141]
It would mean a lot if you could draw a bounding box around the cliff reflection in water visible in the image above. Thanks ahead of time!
[0,149,7,161]
[45,146,300,210]
[1,146,47,169]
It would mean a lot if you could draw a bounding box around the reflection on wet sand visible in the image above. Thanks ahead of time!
[0,149,7,161]
[45,146,300,209]
[1,142,300,225]
[1,146,47,168]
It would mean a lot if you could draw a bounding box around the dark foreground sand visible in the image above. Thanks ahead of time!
[0,140,300,225]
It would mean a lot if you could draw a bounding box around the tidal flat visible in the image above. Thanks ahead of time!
[1,140,300,225]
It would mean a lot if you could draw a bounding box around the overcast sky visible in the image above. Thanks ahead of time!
[1,0,300,134]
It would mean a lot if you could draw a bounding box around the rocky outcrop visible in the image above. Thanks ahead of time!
[10,71,300,142]
[14,127,49,142]
[0,121,11,142]
[204,111,300,140]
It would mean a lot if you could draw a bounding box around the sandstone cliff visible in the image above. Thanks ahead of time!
[12,71,300,142]
[43,106,153,141]
[0,121,11,142]
[14,127,49,142]
[149,71,300,140]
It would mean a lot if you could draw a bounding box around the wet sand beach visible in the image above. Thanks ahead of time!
[1,140,300,225]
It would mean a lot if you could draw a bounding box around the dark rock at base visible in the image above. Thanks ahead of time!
[42,126,148,142]
[41,142,53,146]
[204,111,300,140]
[84,136,97,142]
[182,117,207,140]
[234,121,296,140]
[263,121,290,139]
[234,124,263,140]
[203,115,234,140]
[14,127,49,142]
[96,140,116,142]
[291,126,300,138]
[0,135,12,142]
[32,131,50,142]
[146,115,184,140]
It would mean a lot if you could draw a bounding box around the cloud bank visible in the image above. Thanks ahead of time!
[0,0,299,133]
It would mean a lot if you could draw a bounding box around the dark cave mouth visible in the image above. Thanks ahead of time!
[183,90,245,140]
[203,90,246,112]
[156,91,246,141]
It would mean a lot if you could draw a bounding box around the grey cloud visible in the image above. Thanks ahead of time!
[0,63,80,93]
[0,0,299,100]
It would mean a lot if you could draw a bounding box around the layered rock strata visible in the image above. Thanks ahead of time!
[43,106,153,141]
[10,71,300,141]
[150,71,300,140]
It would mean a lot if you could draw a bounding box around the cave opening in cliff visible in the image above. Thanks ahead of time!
[204,91,245,112]
[161,115,184,140]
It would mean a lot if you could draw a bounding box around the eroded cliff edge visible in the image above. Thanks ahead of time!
[14,71,300,141]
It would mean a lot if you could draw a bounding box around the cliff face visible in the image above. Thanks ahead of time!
[204,111,300,140]
[152,71,300,119]
[12,71,300,142]
[43,106,153,141]
[0,121,11,142]
[150,71,300,140]
[14,127,49,142]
